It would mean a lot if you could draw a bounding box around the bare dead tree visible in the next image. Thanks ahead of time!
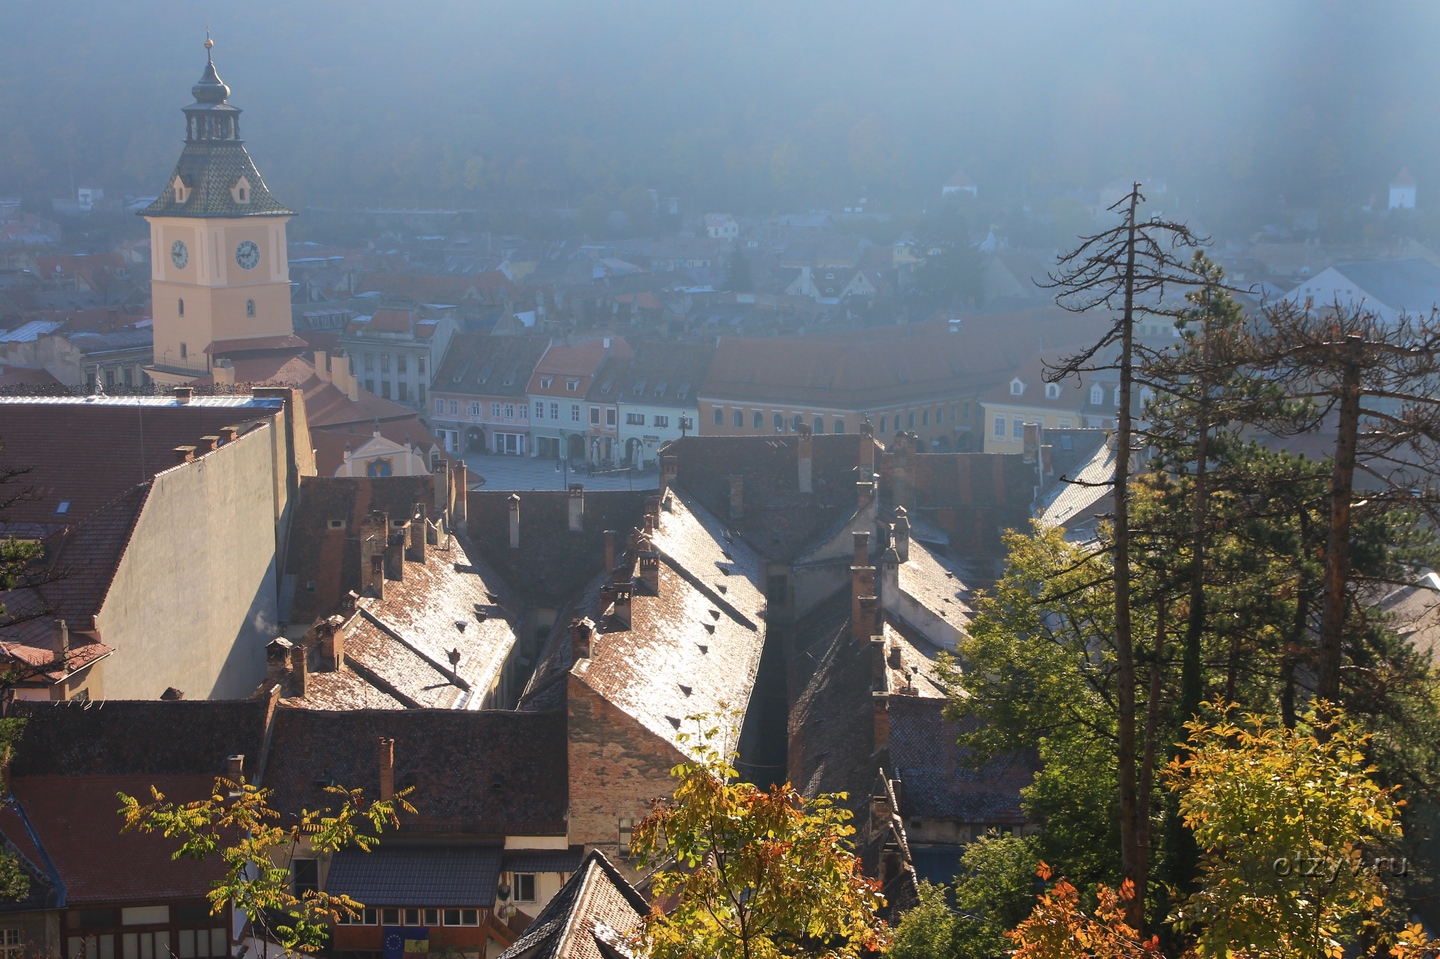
[1252,301,1440,704]
[1041,184,1205,926]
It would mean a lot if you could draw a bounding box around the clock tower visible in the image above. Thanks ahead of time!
[143,39,296,381]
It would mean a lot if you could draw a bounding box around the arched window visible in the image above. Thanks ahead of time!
[1090,384,1102,405]
[246,299,255,318]
[907,412,915,429]
[774,413,784,432]
[1046,383,1061,399]
[812,416,823,434]
[791,414,803,432]
[1010,379,1024,395]
[921,410,929,426]
[879,416,888,433]
[833,419,844,433]
[177,298,184,317]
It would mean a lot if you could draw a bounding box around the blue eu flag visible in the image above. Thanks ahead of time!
[382,927,406,959]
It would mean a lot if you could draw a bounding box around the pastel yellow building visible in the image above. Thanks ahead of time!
[979,361,1087,453]
[142,41,296,382]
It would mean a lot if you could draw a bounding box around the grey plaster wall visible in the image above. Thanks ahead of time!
[97,425,279,699]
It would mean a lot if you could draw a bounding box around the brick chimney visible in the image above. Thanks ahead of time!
[638,537,660,594]
[892,506,911,563]
[360,511,389,599]
[198,435,219,454]
[384,527,407,582]
[852,565,877,644]
[873,690,890,753]
[797,425,813,494]
[51,619,68,667]
[218,425,239,444]
[871,635,888,690]
[377,737,395,801]
[568,484,585,532]
[728,475,744,521]
[227,754,244,783]
[611,581,632,629]
[852,530,870,567]
[291,640,308,698]
[453,461,469,526]
[1023,422,1040,464]
[604,529,619,573]
[856,479,874,509]
[266,637,294,688]
[409,504,427,564]
[892,432,916,509]
[661,455,678,498]
[172,385,193,404]
[570,617,595,660]
[645,496,661,533]
[212,361,234,389]
[859,421,876,476]
[174,445,196,464]
[433,460,450,514]
[879,546,900,612]
[319,615,345,669]
[508,493,521,549]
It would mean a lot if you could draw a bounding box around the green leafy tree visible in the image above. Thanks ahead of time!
[890,834,1040,959]
[1166,706,1404,959]
[119,777,415,954]
[629,716,889,959]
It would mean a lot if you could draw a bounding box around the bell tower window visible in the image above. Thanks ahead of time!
[178,298,184,317]
[231,177,252,205]
[246,299,255,317]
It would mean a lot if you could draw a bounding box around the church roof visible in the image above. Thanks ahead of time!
[141,140,294,219]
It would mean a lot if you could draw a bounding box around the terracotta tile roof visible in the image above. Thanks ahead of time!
[304,378,421,431]
[260,709,568,835]
[894,541,977,635]
[433,334,550,401]
[141,141,293,218]
[0,367,64,389]
[525,339,632,398]
[465,491,648,606]
[6,775,228,904]
[277,664,408,711]
[608,340,716,406]
[284,475,447,626]
[1036,440,1115,534]
[206,333,310,356]
[309,421,450,478]
[9,699,269,776]
[495,850,646,959]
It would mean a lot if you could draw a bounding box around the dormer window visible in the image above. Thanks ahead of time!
[1045,382,1061,399]
[1090,384,1103,405]
[1010,378,1024,396]
[566,378,580,392]
[172,176,190,204]
[230,176,252,204]
[540,377,553,389]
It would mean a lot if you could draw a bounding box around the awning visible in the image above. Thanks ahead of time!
[325,846,502,907]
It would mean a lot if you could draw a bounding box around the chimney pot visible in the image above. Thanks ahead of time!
[797,427,813,494]
[219,425,239,444]
[508,493,521,549]
[160,687,185,700]
[320,615,345,669]
[638,538,661,594]
[52,619,69,666]
[604,529,619,573]
[174,445,196,464]
[198,435,219,454]
[227,754,244,784]
[851,565,877,643]
[360,512,389,599]
[377,737,395,801]
[453,462,469,526]
[410,504,427,563]
[568,484,585,532]
[569,617,596,659]
[172,386,193,404]
[852,530,870,567]
[892,507,911,563]
[873,690,890,753]
[660,455,678,497]
[291,640,308,698]
[266,637,295,687]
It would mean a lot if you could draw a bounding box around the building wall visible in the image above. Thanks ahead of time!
[698,397,977,451]
[566,675,685,862]
[147,215,292,372]
[0,908,60,957]
[616,402,693,466]
[430,393,531,455]
[97,424,280,699]
[979,402,1080,453]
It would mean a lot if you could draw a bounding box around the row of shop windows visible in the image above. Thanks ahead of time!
[336,909,480,927]
[65,928,227,959]
[714,408,848,434]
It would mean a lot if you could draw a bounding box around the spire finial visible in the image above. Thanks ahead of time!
[205,28,214,56]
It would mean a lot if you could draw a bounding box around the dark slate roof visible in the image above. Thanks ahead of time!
[501,847,584,874]
[667,434,867,562]
[495,850,647,959]
[1332,258,1440,314]
[465,491,648,606]
[325,845,502,907]
[608,339,716,407]
[141,140,294,218]
[283,475,440,626]
[434,335,550,401]
[10,699,269,777]
[887,696,1035,825]
[260,709,568,836]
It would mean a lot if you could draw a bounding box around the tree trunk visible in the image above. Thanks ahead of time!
[1317,345,1362,703]
[1114,187,1144,927]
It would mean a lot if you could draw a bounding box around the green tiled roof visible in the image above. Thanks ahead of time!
[140,141,293,219]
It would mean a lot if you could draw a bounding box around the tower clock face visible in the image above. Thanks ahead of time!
[171,240,189,269]
[235,240,260,270]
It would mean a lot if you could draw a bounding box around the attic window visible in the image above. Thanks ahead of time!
[1010,378,1024,396]
[231,176,252,204]
[566,378,580,392]
[632,380,647,395]
[666,716,682,729]
[55,501,71,515]
[653,381,668,397]
[679,684,692,696]
[305,581,317,592]
[1090,384,1103,405]
[677,383,691,399]
[172,176,190,204]
[1045,383,1061,399]
[540,377,553,389]
[328,519,346,529]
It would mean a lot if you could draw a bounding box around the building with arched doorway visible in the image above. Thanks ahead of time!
[430,334,549,456]
[525,337,631,462]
